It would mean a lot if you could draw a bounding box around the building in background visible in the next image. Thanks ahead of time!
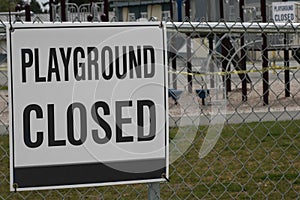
[110,0,300,22]
[193,0,300,22]
[2,0,300,23]
[110,0,171,21]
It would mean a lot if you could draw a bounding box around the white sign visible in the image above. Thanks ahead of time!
[272,1,297,22]
[8,22,168,191]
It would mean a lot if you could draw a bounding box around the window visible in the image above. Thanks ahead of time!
[140,12,148,19]
[128,13,136,21]
[162,11,170,21]
[229,5,236,21]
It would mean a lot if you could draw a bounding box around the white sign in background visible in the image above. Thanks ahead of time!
[272,1,297,22]
[8,23,168,191]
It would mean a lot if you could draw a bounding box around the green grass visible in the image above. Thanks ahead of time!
[1,120,299,199]
[0,85,8,90]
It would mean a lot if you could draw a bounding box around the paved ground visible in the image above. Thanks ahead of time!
[169,60,300,126]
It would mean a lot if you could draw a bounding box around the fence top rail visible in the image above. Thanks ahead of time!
[0,11,27,16]
[0,21,300,34]
[166,22,300,34]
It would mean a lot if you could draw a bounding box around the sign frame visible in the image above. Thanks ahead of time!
[272,1,298,23]
[8,22,169,191]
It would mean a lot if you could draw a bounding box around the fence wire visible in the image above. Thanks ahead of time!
[0,21,299,199]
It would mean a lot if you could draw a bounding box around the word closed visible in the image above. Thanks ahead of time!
[23,100,156,148]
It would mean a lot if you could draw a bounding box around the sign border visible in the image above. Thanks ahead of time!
[8,22,169,191]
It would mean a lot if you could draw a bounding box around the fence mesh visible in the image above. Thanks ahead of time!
[0,21,299,199]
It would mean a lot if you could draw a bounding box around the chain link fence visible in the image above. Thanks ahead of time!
[0,20,299,199]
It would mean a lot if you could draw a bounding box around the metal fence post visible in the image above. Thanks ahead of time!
[219,0,232,93]
[177,0,183,22]
[240,0,248,102]
[61,0,66,21]
[282,0,291,97]
[185,0,193,93]
[25,3,31,22]
[104,0,109,22]
[169,0,173,20]
[261,0,269,105]
[284,33,290,97]
[49,0,53,22]
[148,182,160,200]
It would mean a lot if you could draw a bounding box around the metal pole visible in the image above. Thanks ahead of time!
[240,0,247,101]
[261,0,269,105]
[61,0,66,21]
[104,0,109,22]
[171,51,177,89]
[219,0,224,20]
[185,0,193,93]
[170,0,177,89]
[170,0,173,20]
[177,0,183,21]
[148,182,160,200]
[49,0,53,22]
[170,1,177,89]
[185,0,190,20]
[209,37,215,88]
[219,0,231,93]
[282,0,290,97]
[284,34,290,97]
[209,38,213,55]
[186,38,192,93]
[25,3,31,22]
